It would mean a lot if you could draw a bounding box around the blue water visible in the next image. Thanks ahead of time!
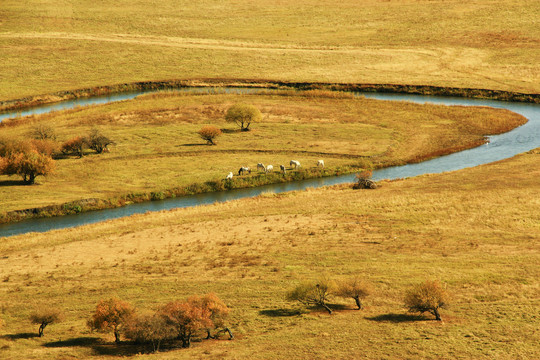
[1,89,538,237]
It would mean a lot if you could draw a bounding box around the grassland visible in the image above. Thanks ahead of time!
[0,145,538,359]
[0,90,526,219]
[0,0,539,101]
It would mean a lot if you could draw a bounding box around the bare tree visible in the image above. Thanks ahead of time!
[404,280,449,321]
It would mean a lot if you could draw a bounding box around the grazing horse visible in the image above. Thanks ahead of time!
[265,165,274,173]
[290,160,301,169]
[317,160,324,168]
[238,167,251,176]
[226,172,233,180]
[280,165,286,174]
[257,163,266,172]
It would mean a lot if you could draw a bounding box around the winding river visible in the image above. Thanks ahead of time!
[1,89,539,238]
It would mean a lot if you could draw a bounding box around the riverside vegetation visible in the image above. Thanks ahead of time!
[0,90,526,222]
[0,146,538,359]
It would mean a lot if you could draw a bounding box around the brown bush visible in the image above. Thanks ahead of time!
[88,298,136,343]
[124,313,176,352]
[29,307,65,337]
[61,136,87,157]
[335,277,373,309]
[0,150,55,184]
[30,124,57,140]
[287,278,335,314]
[404,280,449,321]
[87,128,114,153]
[198,126,222,145]
[30,139,61,157]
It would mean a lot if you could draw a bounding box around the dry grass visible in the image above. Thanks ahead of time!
[0,0,539,101]
[0,91,525,215]
[0,147,538,359]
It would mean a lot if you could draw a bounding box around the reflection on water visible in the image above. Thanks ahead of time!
[0,89,539,237]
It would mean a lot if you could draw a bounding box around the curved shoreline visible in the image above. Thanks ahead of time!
[1,78,539,113]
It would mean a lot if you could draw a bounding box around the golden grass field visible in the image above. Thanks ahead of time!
[0,90,526,216]
[0,0,539,101]
[1,0,539,358]
[0,146,538,359]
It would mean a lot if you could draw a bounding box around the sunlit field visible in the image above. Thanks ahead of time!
[0,0,539,101]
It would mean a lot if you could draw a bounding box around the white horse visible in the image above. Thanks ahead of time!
[317,160,324,168]
[257,163,266,172]
[265,165,273,173]
[238,167,251,176]
[290,160,301,169]
[226,172,233,180]
[280,165,286,174]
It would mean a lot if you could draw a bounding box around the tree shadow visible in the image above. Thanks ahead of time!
[366,313,428,323]
[220,128,240,134]
[44,337,102,348]
[1,332,39,340]
[0,180,28,187]
[259,308,307,317]
[179,143,204,147]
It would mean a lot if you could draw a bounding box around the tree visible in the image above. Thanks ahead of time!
[352,170,376,189]
[124,313,176,353]
[335,277,372,310]
[61,136,88,157]
[30,124,56,140]
[158,299,213,348]
[29,307,65,337]
[198,126,222,145]
[0,150,55,184]
[87,298,136,343]
[287,279,335,314]
[189,293,232,339]
[225,103,262,131]
[87,128,114,154]
[404,280,449,321]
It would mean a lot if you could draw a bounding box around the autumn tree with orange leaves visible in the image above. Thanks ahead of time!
[87,298,136,343]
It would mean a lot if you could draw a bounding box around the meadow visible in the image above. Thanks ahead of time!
[0,146,538,359]
[0,0,539,101]
[0,90,526,219]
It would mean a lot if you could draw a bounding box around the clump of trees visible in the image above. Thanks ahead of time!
[87,294,231,353]
[225,103,262,131]
[198,126,222,145]
[61,129,113,157]
[288,277,373,314]
[29,307,65,337]
[404,280,449,321]
[0,139,56,184]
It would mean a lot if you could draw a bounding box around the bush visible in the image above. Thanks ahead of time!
[335,277,372,310]
[404,280,449,321]
[287,279,335,314]
[87,128,114,154]
[352,170,377,189]
[225,103,262,131]
[30,139,60,157]
[198,126,222,145]
[29,307,65,337]
[125,313,176,353]
[88,298,136,342]
[30,124,56,140]
[61,136,87,157]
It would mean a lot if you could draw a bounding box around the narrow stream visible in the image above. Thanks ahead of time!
[1,89,539,238]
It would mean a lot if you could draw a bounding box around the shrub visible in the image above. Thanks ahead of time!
[198,126,222,145]
[335,277,372,309]
[30,139,60,157]
[353,170,377,189]
[61,136,87,157]
[88,298,136,342]
[29,307,65,337]
[87,128,114,154]
[404,280,449,321]
[287,279,335,314]
[30,124,56,140]
[125,313,176,353]
[225,103,262,131]
[189,293,232,339]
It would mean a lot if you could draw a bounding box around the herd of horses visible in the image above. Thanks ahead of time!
[225,159,324,180]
